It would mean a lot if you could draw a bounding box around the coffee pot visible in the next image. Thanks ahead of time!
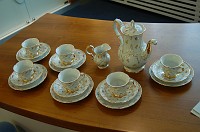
[113,19,157,73]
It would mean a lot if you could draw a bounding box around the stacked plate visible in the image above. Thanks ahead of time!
[50,73,94,103]
[16,42,51,62]
[95,79,142,109]
[149,60,194,87]
[49,49,86,72]
[8,64,47,91]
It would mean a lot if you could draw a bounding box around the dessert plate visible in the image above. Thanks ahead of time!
[16,43,51,62]
[8,64,47,91]
[50,74,94,103]
[9,64,43,86]
[95,83,142,109]
[49,49,86,72]
[149,61,194,87]
[152,60,190,83]
[99,79,139,103]
[52,73,89,98]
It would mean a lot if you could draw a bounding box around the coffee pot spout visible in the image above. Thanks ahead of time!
[146,39,157,54]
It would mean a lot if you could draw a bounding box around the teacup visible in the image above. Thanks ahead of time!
[22,38,40,58]
[58,68,83,93]
[13,60,34,82]
[160,54,184,79]
[56,44,76,65]
[105,72,131,98]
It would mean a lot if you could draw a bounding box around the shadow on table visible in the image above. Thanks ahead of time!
[96,97,142,116]
[149,77,192,94]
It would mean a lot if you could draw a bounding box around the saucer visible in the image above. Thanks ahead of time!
[8,64,47,91]
[152,60,190,83]
[50,49,86,68]
[49,49,86,72]
[52,73,89,98]
[149,61,194,87]
[50,74,94,103]
[95,83,142,109]
[16,43,51,62]
[9,64,43,86]
[99,79,139,104]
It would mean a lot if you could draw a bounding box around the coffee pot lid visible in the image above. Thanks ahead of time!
[121,20,145,36]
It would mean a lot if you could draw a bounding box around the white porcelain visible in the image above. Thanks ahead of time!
[21,38,40,58]
[11,63,43,86]
[152,60,190,83]
[149,61,194,87]
[8,64,47,90]
[56,44,75,65]
[105,72,131,98]
[86,43,111,69]
[58,68,83,93]
[53,73,89,98]
[49,59,63,72]
[49,49,86,72]
[99,79,139,104]
[113,19,157,73]
[160,54,184,79]
[50,74,94,103]
[13,60,34,84]
[16,42,51,62]
[95,80,142,109]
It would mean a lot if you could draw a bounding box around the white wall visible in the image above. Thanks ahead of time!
[0,0,68,41]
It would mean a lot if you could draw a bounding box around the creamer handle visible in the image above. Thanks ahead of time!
[86,45,95,57]
[113,19,124,45]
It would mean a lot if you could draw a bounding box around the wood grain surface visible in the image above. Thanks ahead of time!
[0,14,200,132]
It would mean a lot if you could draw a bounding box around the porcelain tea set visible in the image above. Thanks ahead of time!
[16,38,51,62]
[86,43,111,69]
[8,59,47,91]
[8,19,194,109]
[95,72,142,109]
[149,54,194,87]
[113,19,157,73]
[49,44,86,72]
[113,19,194,87]
[50,68,94,103]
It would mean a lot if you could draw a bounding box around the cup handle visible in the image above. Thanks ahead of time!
[36,44,40,56]
[37,43,41,50]
[177,63,185,74]
[70,73,85,91]
[78,73,85,82]
[23,48,34,58]
[128,79,135,89]
[86,45,95,57]
[70,54,76,63]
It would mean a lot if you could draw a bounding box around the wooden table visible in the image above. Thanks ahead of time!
[0,14,200,132]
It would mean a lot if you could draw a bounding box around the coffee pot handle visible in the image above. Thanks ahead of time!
[86,45,95,57]
[113,19,124,45]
